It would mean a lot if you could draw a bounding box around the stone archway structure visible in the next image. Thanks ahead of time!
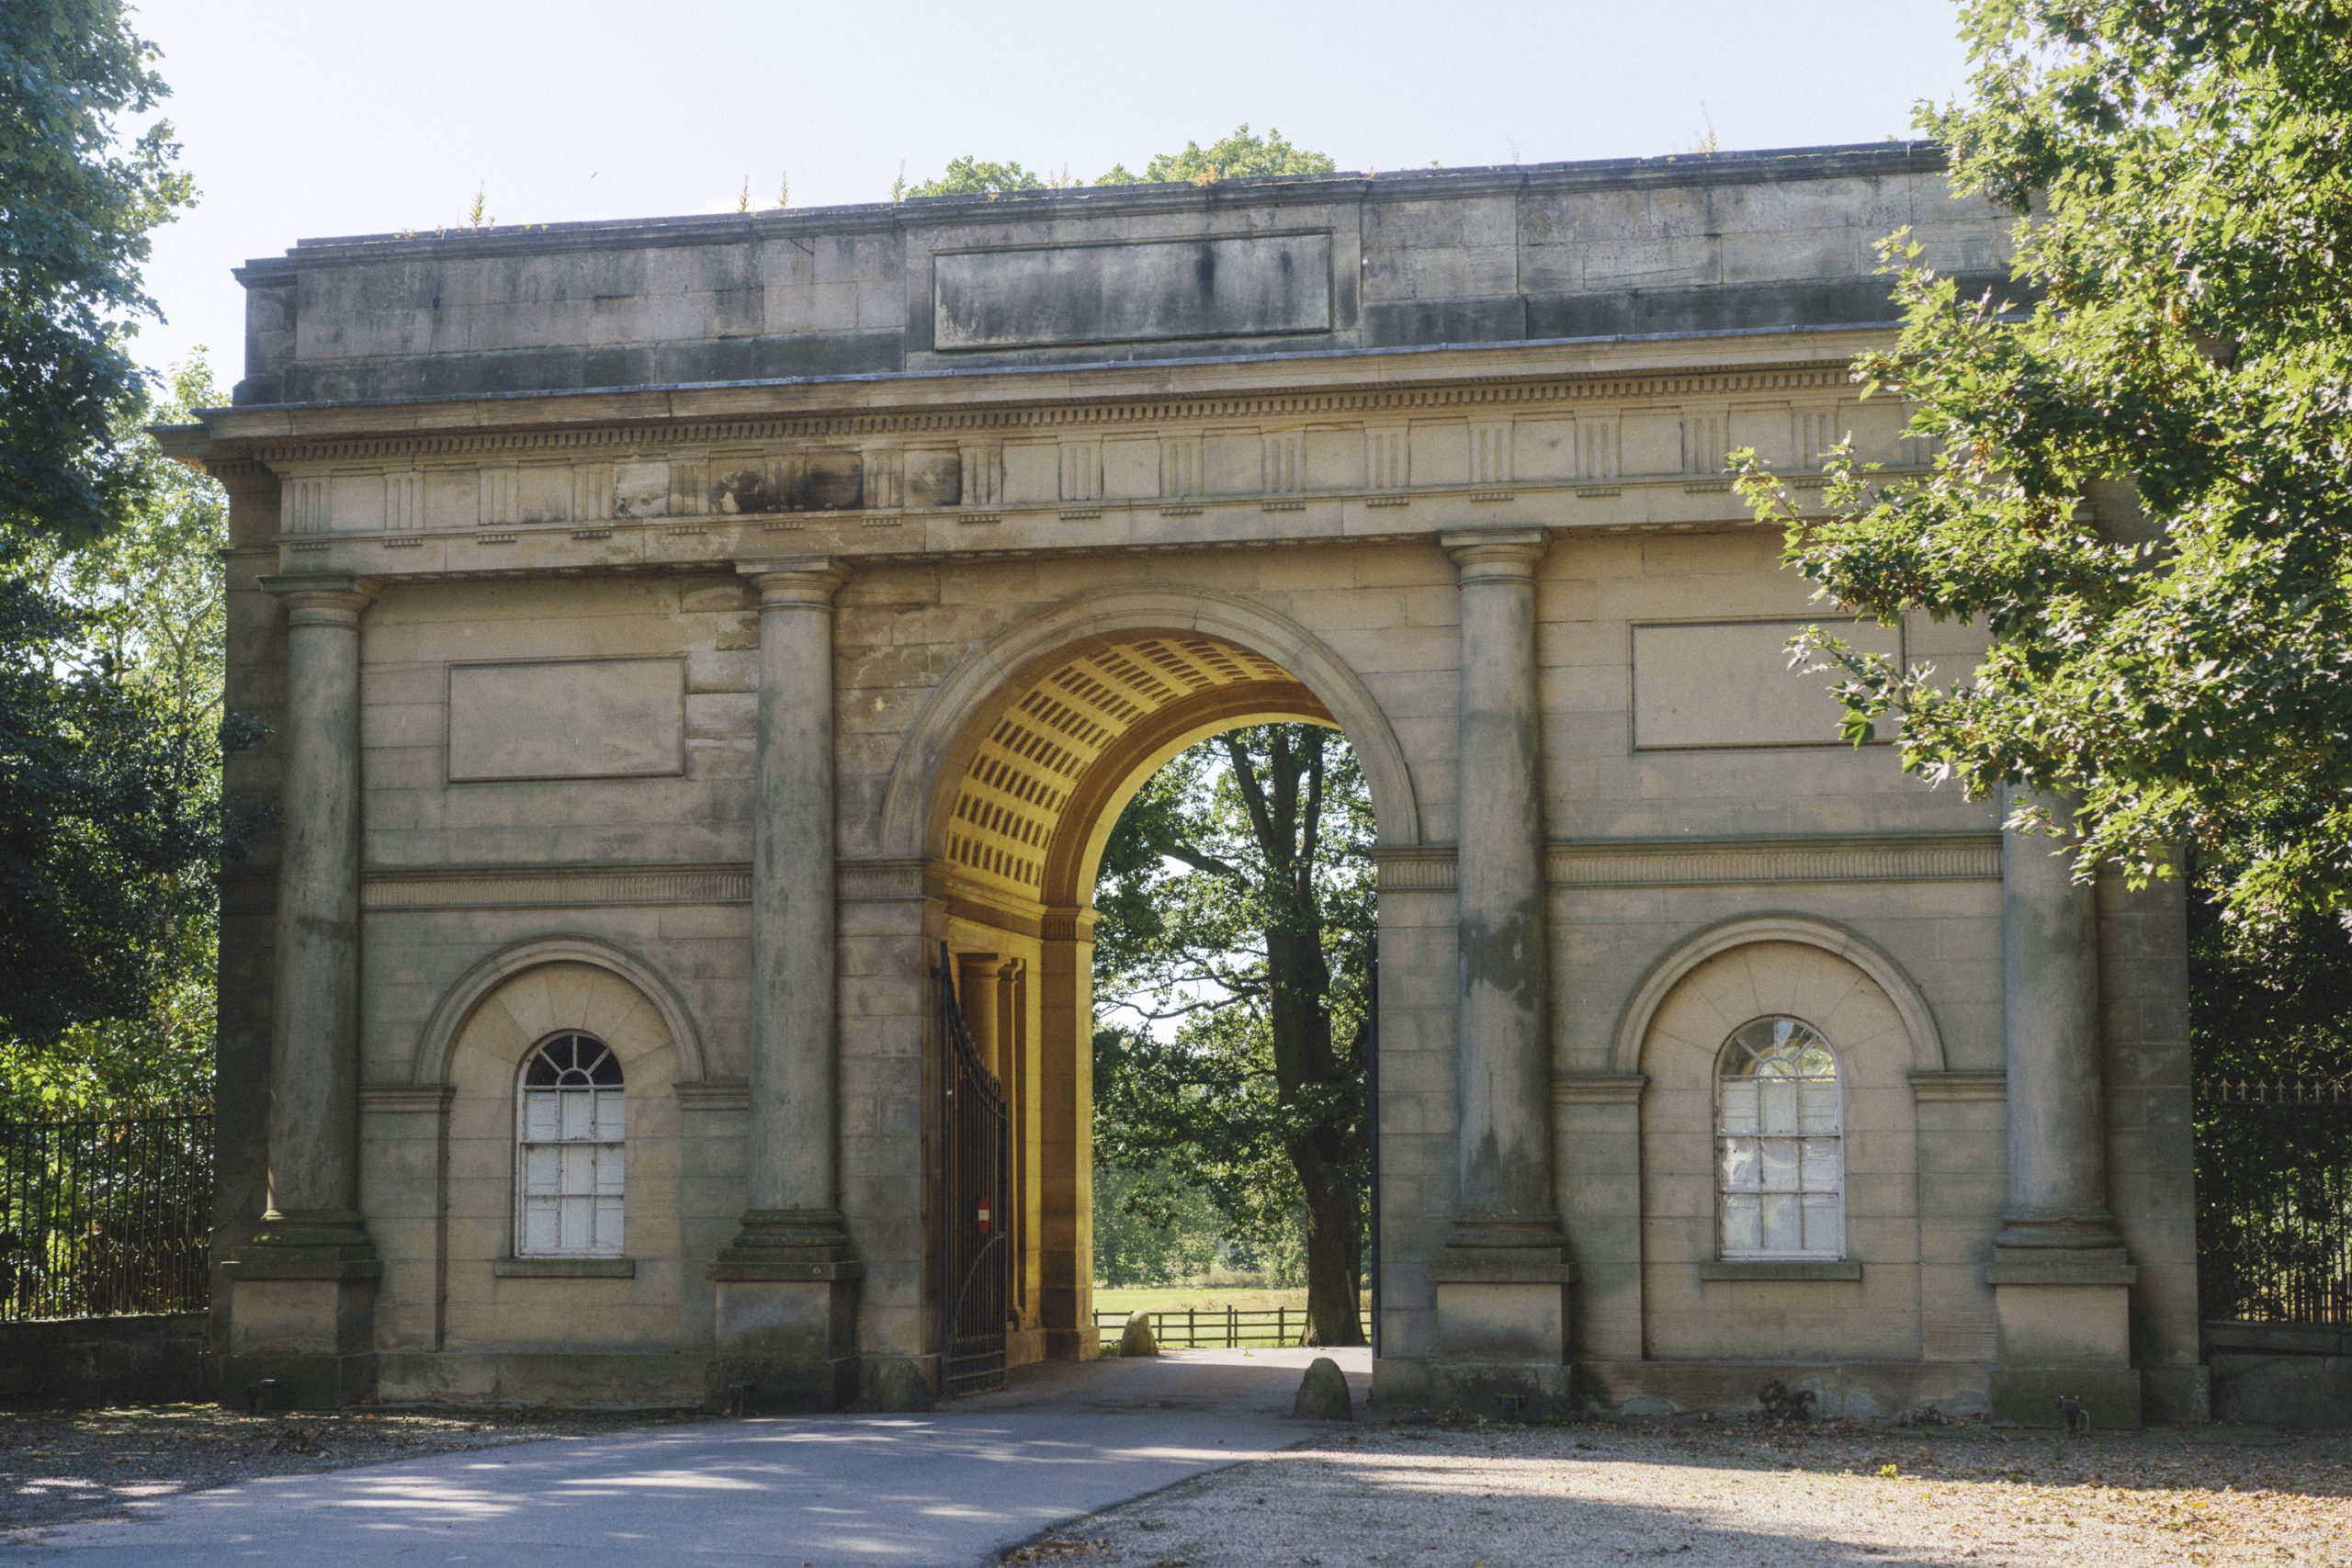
[876,592,1423,1368]
[175,145,2202,1427]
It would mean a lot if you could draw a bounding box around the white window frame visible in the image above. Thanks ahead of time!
[514,1032,626,1258]
[1714,1015,1845,1260]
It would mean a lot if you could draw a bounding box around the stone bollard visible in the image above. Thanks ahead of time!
[1293,1355,1354,1421]
[1119,1311,1159,1358]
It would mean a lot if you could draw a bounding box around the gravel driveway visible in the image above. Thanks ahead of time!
[1011,1419,2352,1567]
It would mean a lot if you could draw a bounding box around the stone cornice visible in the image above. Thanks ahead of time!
[354,835,1996,914]
[186,333,1888,465]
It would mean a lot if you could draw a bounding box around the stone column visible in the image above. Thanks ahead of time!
[223,574,382,1408]
[1426,528,1572,1406]
[956,953,1006,1081]
[1988,784,2141,1426]
[713,558,862,1411]
[1036,908,1097,1360]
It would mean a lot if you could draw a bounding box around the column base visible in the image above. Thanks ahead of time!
[1429,1242,1574,1383]
[1987,1244,2141,1428]
[220,1211,382,1411]
[709,1209,862,1413]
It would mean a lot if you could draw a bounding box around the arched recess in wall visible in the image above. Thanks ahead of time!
[1607,913,1947,1078]
[407,934,710,1087]
[876,587,1426,902]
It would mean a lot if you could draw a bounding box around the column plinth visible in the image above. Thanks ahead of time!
[1427,529,1571,1406]
[712,558,862,1411]
[1988,785,2140,1427]
[223,574,381,1409]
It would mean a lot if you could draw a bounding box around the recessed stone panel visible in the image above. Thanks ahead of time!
[1632,618,1904,750]
[933,231,1332,351]
[447,657,687,783]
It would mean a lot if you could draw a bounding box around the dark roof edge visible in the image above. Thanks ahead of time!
[233,141,1946,282]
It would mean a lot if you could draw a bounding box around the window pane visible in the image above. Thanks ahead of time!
[523,1145,559,1196]
[594,1145,624,1195]
[523,1198,558,1253]
[1798,1081,1838,1134]
[593,1091,625,1142]
[1720,1080,1758,1134]
[1803,1191,1843,1255]
[1722,1193,1761,1254]
[1799,1136,1840,1190]
[1759,1139,1800,1192]
[560,1193,594,1249]
[1719,1136,1759,1191]
[559,1090,593,1141]
[1760,1078,1798,1134]
[594,1196,625,1253]
[524,1091,559,1142]
[1761,1193,1802,1252]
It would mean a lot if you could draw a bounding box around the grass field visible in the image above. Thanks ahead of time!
[1091,1285,1369,1316]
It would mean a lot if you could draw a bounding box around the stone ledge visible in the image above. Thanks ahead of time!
[492,1257,638,1279]
[1552,1073,1648,1105]
[1985,1257,2140,1288]
[1909,1069,2007,1102]
[1698,1259,1863,1282]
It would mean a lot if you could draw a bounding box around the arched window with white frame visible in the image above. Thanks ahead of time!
[516,1032,625,1257]
[1716,1016,1844,1259]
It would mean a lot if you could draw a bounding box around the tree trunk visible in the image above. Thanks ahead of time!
[1229,728,1367,1348]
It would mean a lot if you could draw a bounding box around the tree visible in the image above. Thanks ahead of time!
[2,0,194,547]
[907,127,1338,199]
[1096,125,1336,187]
[0,355,231,1118]
[1732,2,2352,934]
[1091,725,1374,1346]
[904,157,1049,198]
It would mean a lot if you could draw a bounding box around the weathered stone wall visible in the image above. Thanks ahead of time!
[231,146,2010,405]
[182,143,2202,1419]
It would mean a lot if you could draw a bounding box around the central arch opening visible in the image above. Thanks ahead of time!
[924,626,1387,1379]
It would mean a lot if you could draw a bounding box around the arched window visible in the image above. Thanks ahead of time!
[516,1032,624,1257]
[1716,1017,1843,1259]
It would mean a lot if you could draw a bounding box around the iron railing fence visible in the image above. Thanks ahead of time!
[2196,1079,2352,1325]
[0,1108,213,1322]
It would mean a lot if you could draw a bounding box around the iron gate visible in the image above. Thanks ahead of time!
[935,942,1010,1396]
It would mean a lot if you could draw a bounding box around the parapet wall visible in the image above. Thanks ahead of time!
[231,143,2012,406]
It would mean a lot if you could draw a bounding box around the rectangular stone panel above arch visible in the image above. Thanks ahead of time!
[447,656,687,783]
[933,231,1334,351]
[1631,617,1904,750]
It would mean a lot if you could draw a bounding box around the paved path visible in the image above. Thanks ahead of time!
[5,1348,1368,1568]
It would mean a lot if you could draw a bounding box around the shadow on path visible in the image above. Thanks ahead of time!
[4,1351,1360,1568]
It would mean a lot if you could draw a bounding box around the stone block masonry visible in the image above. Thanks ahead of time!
[164,143,2198,1422]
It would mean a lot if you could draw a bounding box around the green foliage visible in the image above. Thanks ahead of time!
[1089,1151,1226,1287]
[1730,1,2352,933]
[905,156,1048,197]
[2189,895,2352,1085]
[0,356,230,1119]
[1091,725,1374,1344]
[910,128,1337,199]
[1,0,195,547]
[1096,124,1337,187]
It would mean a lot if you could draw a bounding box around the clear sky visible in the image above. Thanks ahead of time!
[126,0,1973,389]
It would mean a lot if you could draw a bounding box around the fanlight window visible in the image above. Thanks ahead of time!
[516,1032,624,1257]
[1716,1017,1844,1258]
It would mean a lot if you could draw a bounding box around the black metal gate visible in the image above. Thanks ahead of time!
[2197,1078,2352,1325]
[935,942,1010,1396]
